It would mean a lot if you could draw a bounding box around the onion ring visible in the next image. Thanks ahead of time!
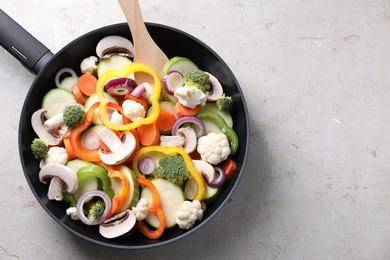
[76,190,112,225]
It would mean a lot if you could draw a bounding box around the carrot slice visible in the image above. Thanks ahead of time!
[124,93,149,111]
[78,74,97,96]
[71,84,85,105]
[175,102,200,117]
[137,122,160,146]
[219,158,237,180]
[156,110,177,133]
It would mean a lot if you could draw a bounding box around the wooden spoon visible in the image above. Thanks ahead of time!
[118,0,168,83]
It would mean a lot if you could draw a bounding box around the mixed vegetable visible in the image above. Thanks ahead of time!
[30,35,238,240]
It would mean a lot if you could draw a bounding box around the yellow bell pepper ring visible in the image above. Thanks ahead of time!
[132,146,206,201]
[96,63,161,131]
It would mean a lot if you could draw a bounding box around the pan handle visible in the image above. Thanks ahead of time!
[0,9,54,75]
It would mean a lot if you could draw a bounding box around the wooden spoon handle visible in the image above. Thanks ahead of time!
[118,0,168,82]
[118,0,148,48]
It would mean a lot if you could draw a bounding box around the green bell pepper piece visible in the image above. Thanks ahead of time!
[63,192,77,207]
[77,165,115,199]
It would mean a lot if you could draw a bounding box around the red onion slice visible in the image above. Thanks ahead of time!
[76,190,112,225]
[138,157,156,175]
[208,166,226,188]
[163,70,183,95]
[131,84,146,97]
[105,77,137,96]
[171,116,206,138]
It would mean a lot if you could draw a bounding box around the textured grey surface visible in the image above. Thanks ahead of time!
[1,1,390,259]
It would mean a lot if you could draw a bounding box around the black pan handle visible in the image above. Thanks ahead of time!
[0,9,54,75]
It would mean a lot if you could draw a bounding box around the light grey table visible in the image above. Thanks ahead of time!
[1,1,390,259]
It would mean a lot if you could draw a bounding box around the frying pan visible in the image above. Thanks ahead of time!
[0,9,250,249]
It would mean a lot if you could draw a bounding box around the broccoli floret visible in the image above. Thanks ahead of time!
[63,105,85,128]
[31,138,49,159]
[183,69,211,92]
[153,155,189,184]
[87,200,105,222]
[216,94,234,112]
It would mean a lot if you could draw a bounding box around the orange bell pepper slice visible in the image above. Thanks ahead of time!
[96,163,130,219]
[136,177,165,239]
[70,102,101,162]
[70,102,134,162]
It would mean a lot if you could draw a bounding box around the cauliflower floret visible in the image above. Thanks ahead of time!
[197,132,231,165]
[66,207,80,220]
[122,99,146,122]
[80,56,98,74]
[176,200,204,229]
[110,110,124,125]
[131,198,149,221]
[40,146,68,168]
[174,86,207,109]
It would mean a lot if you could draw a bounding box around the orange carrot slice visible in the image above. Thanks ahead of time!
[219,158,237,180]
[137,122,160,146]
[71,84,85,105]
[156,110,177,133]
[175,102,200,117]
[78,74,97,96]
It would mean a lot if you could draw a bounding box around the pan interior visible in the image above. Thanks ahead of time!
[19,23,249,249]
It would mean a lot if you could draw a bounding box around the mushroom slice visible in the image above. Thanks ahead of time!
[184,177,198,200]
[31,109,63,146]
[177,126,197,153]
[160,135,185,148]
[192,159,216,184]
[39,164,78,194]
[47,176,64,201]
[205,72,223,101]
[99,210,136,239]
[96,35,134,59]
[98,129,136,165]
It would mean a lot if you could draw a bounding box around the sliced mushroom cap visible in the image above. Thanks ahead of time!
[192,159,216,184]
[98,129,136,165]
[160,135,185,148]
[184,177,198,200]
[96,35,134,59]
[43,112,64,131]
[205,72,223,101]
[99,210,136,239]
[177,126,197,153]
[39,164,78,193]
[47,176,65,201]
[31,109,63,146]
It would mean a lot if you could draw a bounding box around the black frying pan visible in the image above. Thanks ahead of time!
[0,9,250,249]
